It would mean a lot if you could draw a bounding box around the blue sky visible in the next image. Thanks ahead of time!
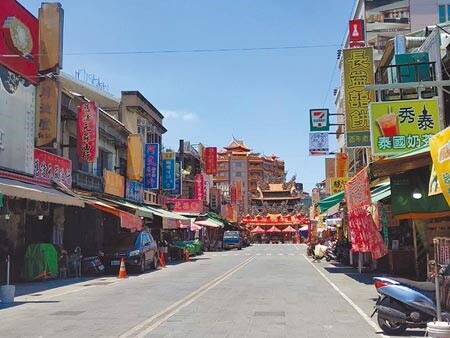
[21,0,355,193]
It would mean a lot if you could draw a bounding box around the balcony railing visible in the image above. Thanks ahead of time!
[72,170,103,193]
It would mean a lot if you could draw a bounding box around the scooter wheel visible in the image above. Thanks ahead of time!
[377,314,407,335]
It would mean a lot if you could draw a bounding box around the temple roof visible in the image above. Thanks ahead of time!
[224,138,251,152]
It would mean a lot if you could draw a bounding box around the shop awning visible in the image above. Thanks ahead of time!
[0,177,85,207]
[86,200,143,231]
[194,218,222,228]
[103,198,154,219]
[371,183,391,203]
[318,191,344,213]
[143,205,191,229]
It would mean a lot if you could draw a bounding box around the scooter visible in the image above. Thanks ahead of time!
[81,251,105,275]
[373,276,436,301]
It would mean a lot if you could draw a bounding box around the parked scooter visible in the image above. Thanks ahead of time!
[82,251,105,275]
[373,276,436,301]
[371,265,450,335]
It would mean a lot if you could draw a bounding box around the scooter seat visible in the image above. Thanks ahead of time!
[393,278,436,292]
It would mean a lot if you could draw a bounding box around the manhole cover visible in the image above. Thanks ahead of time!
[83,282,114,286]
[52,311,84,316]
[254,311,285,317]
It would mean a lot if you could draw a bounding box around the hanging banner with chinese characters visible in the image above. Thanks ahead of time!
[77,102,98,163]
[430,127,450,206]
[34,148,72,187]
[36,78,60,148]
[144,143,159,190]
[125,180,144,203]
[343,47,374,148]
[369,98,439,156]
[204,147,217,174]
[309,133,329,155]
[161,152,175,190]
[309,109,329,132]
[194,174,204,200]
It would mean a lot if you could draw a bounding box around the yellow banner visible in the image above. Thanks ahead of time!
[430,127,450,205]
[104,169,125,197]
[329,177,350,194]
[429,164,442,196]
[343,47,374,148]
[127,134,143,180]
[370,98,439,156]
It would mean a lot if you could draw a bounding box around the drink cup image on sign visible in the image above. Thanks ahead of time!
[376,110,398,137]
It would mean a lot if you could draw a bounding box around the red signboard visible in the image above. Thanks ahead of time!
[204,147,217,175]
[167,198,203,213]
[349,19,365,42]
[0,0,39,83]
[77,102,98,163]
[34,148,72,187]
[194,174,204,201]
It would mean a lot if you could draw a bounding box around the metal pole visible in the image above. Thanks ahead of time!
[434,238,442,321]
[6,254,10,285]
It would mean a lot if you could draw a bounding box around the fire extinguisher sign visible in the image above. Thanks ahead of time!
[309,108,330,132]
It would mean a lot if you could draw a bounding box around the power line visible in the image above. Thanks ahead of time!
[64,43,341,56]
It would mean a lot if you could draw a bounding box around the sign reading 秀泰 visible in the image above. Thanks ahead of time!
[144,143,159,190]
[369,98,439,156]
[309,109,329,132]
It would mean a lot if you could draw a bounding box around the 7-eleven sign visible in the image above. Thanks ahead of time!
[309,108,330,132]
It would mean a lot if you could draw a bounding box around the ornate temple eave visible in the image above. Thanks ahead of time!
[251,196,302,201]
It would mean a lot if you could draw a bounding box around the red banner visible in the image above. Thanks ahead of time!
[345,167,371,211]
[167,198,203,213]
[77,102,98,163]
[34,148,72,187]
[230,185,237,205]
[194,174,204,200]
[349,19,364,42]
[0,0,39,84]
[204,147,217,175]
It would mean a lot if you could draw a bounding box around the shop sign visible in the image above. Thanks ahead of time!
[309,133,329,155]
[0,64,35,175]
[369,98,439,156]
[204,147,217,174]
[127,134,143,180]
[335,152,348,178]
[0,0,39,84]
[104,169,124,197]
[194,174,204,200]
[166,198,203,213]
[34,148,72,187]
[329,177,350,195]
[161,152,175,190]
[309,109,329,132]
[36,78,59,148]
[343,47,374,147]
[235,180,242,201]
[144,143,159,190]
[38,3,63,73]
[349,19,364,42]
[125,180,143,203]
[77,102,98,163]
[171,160,182,195]
[430,127,450,206]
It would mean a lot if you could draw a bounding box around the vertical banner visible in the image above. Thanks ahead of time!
[430,127,450,206]
[104,169,125,197]
[125,180,144,203]
[343,47,374,148]
[38,2,64,73]
[235,180,242,201]
[77,102,98,163]
[349,19,365,42]
[335,152,349,178]
[127,134,143,180]
[172,160,182,195]
[204,147,217,174]
[230,185,237,205]
[194,174,204,200]
[36,78,60,148]
[309,109,329,132]
[144,143,159,190]
[34,148,72,187]
[309,133,329,155]
[161,152,176,190]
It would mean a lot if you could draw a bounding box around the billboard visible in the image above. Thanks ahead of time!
[144,143,159,190]
[0,64,35,174]
[369,98,439,156]
[343,47,375,147]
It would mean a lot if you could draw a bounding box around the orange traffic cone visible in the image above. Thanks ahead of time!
[184,249,190,262]
[161,252,166,268]
[118,258,127,278]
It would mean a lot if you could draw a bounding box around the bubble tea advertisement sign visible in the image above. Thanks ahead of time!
[369,98,440,156]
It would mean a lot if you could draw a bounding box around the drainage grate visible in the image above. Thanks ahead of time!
[83,282,114,286]
[52,311,84,316]
[254,311,285,317]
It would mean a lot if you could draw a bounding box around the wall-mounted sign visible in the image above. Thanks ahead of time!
[309,109,329,132]
[104,169,124,197]
[204,147,217,174]
[194,174,204,200]
[144,143,159,190]
[36,78,60,148]
[167,198,203,213]
[77,102,98,163]
[161,152,175,190]
[34,148,72,187]
[126,179,144,203]
[369,98,439,156]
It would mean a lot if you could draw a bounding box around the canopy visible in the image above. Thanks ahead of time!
[250,225,266,234]
[282,225,297,233]
[267,225,282,233]
[299,225,309,231]
[318,191,344,213]
[195,218,222,228]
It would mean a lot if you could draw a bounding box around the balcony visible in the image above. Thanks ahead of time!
[72,170,103,193]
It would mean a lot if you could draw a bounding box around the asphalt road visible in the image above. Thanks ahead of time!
[0,244,427,337]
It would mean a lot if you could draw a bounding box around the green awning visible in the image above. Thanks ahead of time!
[144,205,190,222]
[318,191,344,213]
[106,199,155,219]
[371,183,391,202]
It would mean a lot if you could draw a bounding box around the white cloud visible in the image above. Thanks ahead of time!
[162,109,198,121]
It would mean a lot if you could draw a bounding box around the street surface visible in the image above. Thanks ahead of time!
[0,244,426,337]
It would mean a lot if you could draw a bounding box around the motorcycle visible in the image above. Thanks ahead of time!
[371,265,450,335]
[81,252,105,275]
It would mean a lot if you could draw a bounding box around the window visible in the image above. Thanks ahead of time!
[236,172,242,177]
[439,4,450,23]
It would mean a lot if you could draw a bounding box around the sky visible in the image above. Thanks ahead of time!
[21,0,355,193]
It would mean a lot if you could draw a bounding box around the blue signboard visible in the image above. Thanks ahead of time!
[126,180,144,203]
[172,160,182,195]
[161,152,175,190]
[144,143,159,190]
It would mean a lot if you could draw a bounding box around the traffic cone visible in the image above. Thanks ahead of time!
[118,258,127,278]
[161,252,166,268]
[184,248,190,262]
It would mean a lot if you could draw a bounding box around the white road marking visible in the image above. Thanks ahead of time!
[303,255,389,338]
[119,256,255,338]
